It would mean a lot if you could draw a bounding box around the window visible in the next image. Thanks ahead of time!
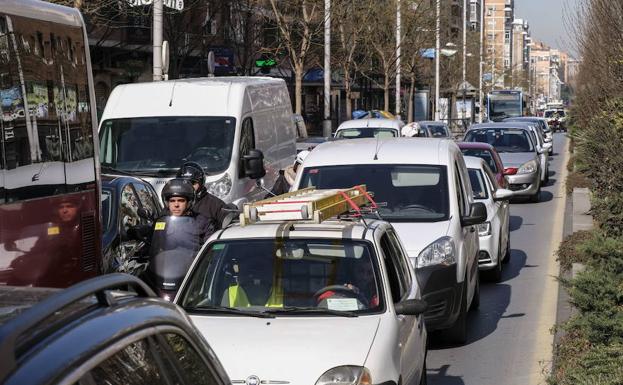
[133,182,159,221]
[454,162,467,217]
[387,230,412,291]
[238,117,255,177]
[120,184,141,239]
[380,234,406,302]
[75,338,169,385]
[468,169,488,200]
[162,333,221,385]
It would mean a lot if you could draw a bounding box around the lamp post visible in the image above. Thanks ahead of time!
[434,0,441,120]
[153,0,163,81]
[395,0,401,119]
[478,0,484,123]
[462,0,467,122]
[322,0,332,137]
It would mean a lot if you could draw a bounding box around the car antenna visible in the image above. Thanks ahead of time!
[373,135,380,160]
[168,80,177,107]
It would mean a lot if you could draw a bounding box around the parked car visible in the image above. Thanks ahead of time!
[504,116,553,155]
[334,118,404,139]
[464,124,543,202]
[100,173,162,275]
[464,156,513,282]
[175,189,428,385]
[418,120,452,138]
[458,142,508,188]
[0,274,231,385]
[292,138,486,343]
[99,77,297,206]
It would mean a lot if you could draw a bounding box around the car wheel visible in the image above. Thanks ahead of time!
[487,239,503,282]
[445,281,468,344]
[470,270,480,310]
[419,361,427,385]
[502,236,511,264]
[529,186,541,203]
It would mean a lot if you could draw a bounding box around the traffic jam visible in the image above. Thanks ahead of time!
[0,1,567,385]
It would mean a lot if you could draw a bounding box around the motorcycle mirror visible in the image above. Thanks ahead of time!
[137,207,154,221]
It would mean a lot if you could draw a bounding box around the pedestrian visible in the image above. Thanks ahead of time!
[176,161,228,231]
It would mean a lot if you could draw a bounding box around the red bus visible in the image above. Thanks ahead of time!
[0,0,101,287]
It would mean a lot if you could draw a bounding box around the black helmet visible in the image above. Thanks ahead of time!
[176,161,205,186]
[161,178,195,207]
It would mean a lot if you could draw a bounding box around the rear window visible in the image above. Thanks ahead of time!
[464,128,534,153]
[460,149,498,172]
[335,127,397,139]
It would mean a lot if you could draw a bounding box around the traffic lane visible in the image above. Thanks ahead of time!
[426,133,568,385]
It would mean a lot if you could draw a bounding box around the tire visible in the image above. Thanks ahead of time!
[470,270,480,310]
[486,242,503,282]
[419,361,427,385]
[502,237,511,264]
[445,281,468,344]
[529,186,541,203]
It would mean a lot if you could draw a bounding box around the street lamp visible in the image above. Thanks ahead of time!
[323,0,331,137]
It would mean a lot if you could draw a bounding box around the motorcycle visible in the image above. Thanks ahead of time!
[142,215,204,301]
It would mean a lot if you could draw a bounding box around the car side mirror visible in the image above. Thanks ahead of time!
[394,298,428,316]
[243,149,266,180]
[493,188,514,201]
[461,202,487,226]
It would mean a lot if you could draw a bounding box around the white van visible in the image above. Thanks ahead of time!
[98,77,297,206]
[292,138,486,343]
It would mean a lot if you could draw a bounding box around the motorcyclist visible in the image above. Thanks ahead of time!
[159,178,214,245]
[176,161,228,231]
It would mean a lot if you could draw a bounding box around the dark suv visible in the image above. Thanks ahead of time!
[0,274,230,385]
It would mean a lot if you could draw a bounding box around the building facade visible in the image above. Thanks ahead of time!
[483,0,514,88]
[510,18,529,89]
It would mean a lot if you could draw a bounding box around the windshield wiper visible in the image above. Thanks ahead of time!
[264,306,359,317]
[185,306,275,318]
[101,165,134,176]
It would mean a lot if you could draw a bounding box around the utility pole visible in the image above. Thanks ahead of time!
[395,0,401,119]
[434,0,441,121]
[322,0,332,137]
[462,0,467,123]
[478,0,484,123]
[153,0,163,81]
[73,0,82,9]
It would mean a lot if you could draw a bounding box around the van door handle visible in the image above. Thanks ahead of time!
[469,226,475,233]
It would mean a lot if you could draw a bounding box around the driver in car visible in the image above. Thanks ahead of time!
[316,262,379,309]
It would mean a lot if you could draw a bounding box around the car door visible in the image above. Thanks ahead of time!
[454,158,478,297]
[483,167,509,255]
[379,230,422,385]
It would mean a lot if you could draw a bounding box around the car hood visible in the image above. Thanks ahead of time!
[391,221,451,260]
[498,152,538,168]
[190,315,380,384]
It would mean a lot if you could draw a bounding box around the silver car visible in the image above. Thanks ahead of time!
[503,117,554,155]
[464,123,543,202]
[508,121,551,184]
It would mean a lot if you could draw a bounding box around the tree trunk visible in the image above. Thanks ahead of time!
[384,74,390,112]
[74,0,82,9]
[294,66,303,114]
[344,74,352,119]
[407,75,415,123]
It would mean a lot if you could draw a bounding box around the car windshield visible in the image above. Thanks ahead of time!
[468,169,488,200]
[101,188,113,234]
[179,239,382,315]
[300,164,449,222]
[544,110,565,118]
[99,117,236,176]
[465,128,534,153]
[461,149,497,172]
[335,127,397,139]
[426,124,449,137]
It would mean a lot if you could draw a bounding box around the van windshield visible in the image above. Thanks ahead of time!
[99,117,236,176]
[299,164,449,222]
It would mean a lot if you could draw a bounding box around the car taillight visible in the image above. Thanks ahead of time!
[504,167,518,175]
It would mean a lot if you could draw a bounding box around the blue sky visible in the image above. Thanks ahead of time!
[514,0,581,57]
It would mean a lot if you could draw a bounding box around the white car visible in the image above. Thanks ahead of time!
[292,138,487,343]
[464,156,513,282]
[334,118,404,139]
[175,189,428,385]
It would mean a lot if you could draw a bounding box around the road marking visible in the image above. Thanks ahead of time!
[529,137,570,384]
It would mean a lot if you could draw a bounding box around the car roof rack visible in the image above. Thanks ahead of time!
[0,274,155,382]
[240,185,378,226]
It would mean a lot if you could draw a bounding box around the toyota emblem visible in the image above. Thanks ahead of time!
[245,375,260,385]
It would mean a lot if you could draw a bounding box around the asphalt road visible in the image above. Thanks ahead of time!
[427,133,569,385]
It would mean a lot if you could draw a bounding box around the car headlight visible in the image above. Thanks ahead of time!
[518,160,538,174]
[478,221,491,236]
[206,173,232,199]
[417,236,456,268]
[315,366,371,385]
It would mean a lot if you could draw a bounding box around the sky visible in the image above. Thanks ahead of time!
[514,0,581,58]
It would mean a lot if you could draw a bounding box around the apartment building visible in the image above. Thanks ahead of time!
[483,0,514,88]
[511,18,529,89]
[469,0,482,31]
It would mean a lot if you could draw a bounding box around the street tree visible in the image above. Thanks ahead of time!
[260,0,324,114]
